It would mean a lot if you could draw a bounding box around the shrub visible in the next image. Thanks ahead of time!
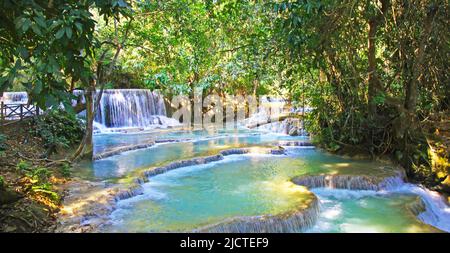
[30,109,85,152]
[26,167,52,183]
[59,163,71,178]
[16,160,31,172]
[31,183,60,202]
[0,176,4,187]
[24,167,60,202]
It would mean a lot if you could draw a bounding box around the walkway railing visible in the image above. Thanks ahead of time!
[1,102,40,125]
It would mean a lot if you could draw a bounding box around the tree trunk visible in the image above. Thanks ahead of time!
[367,0,390,119]
[71,85,94,161]
[405,4,437,112]
[70,18,130,162]
[252,79,259,97]
[367,18,379,119]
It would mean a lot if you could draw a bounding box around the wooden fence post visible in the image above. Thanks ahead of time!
[1,101,3,122]
[20,104,23,120]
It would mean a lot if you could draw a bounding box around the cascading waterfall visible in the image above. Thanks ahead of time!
[194,196,320,233]
[241,97,309,136]
[1,89,180,131]
[1,92,29,104]
[390,183,450,232]
[292,172,450,232]
[94,89,179,130]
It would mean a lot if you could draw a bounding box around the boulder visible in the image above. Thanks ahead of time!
[0,187,22,205]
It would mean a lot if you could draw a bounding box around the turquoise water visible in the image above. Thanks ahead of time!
[81,129,448,232]
[78,129,306,180]
[309,189,438,232]
[104,154,314,232]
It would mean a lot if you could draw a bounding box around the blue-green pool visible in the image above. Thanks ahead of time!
[78,129,449,233]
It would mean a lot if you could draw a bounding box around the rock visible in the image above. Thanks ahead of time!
[0,187,22,205]
[288,127,299,136]
[437,175,450,195]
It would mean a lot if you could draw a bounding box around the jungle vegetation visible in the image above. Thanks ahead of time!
[0,0,449,191]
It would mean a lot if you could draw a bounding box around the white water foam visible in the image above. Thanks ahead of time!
[388,183,450,232]
[310,184,450,232]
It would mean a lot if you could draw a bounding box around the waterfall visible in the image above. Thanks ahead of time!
[389,183,450,232]
[292,172,406,191]
[1,92,29,104]
[293,172,450,232]
[94,89,179,130]
[1,89,180,131]
[194,196,320,233]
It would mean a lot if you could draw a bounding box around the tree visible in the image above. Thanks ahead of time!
[0,0,131,159]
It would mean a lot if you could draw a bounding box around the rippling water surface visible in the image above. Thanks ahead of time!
[78,129,449,232]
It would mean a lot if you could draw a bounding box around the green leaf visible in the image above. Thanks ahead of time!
[33,81,43,94]
[74,22,83,33]
[44,94,57,108]
[18,46,29,59]
[65,27,72,39]
[31,24,42,36]
[33,16,46,28]
[15,17,25,29]
[55,28,65,39]
[49,20,63,30]
[22,19,31,32]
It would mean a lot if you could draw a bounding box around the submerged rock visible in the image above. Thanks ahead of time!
[93,141,155,160]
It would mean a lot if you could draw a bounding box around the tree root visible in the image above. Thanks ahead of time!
[16,151,71,167]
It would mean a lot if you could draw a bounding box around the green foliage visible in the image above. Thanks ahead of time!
[0,175,4,188]
[26,167,52,183]
[0,0,447,190]
[16,160,31,173]
[59,163,72,178]
[0,134,6,150]
[31,183,60,202]
[30,109,85,151]
[23,166,60,202]
[0,0,131,109]
[373,93,386,106]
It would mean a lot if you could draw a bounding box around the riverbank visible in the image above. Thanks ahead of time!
[0,119,80,232]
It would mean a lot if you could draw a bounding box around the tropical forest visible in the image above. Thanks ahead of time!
[0,0,449,235]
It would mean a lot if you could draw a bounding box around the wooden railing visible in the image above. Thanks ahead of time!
[1,102,40,124]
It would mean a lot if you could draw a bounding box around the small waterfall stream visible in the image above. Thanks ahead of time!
[1,92,29,104]
[95,89,167,128]
[1,89,180,131]
[390,183,450,232]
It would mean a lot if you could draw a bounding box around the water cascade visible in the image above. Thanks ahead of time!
[94,89,179,130]
[1,89,180,131]
[391,184,450,232]
[292,170,450,232]
[1,92,29,104]
[194,195,320,233]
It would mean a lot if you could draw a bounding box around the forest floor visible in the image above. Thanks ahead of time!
[0,120,74,232]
